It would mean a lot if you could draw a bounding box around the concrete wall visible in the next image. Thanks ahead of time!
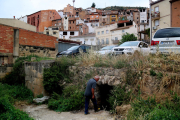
[0,18,36,32]
[24,60,55,96]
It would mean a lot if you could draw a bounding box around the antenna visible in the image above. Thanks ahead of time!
[73,0,75,8]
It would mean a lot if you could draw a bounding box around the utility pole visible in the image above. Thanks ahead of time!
[149,0,152,45]
[73,0,75,8]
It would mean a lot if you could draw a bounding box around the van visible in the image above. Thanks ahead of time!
[150,28,180,54]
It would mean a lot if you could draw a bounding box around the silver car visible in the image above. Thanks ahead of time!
[150,28,180,54]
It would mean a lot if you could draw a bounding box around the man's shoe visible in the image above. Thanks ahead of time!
[84,112,90,115]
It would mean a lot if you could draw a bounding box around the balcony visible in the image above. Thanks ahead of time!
[151,12,160,20]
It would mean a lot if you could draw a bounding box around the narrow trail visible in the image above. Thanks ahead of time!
[16,104,114,120]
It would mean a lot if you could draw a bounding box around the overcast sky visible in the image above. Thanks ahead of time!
[0,0,149,19]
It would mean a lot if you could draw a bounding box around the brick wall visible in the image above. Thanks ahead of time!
[0,24,14,53]
[19,29,58,48]
[171,1,180,27]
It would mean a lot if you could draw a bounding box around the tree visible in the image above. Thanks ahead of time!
[91,2,96,8]
[119,33,137,44]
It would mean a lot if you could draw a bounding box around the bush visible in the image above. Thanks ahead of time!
[48,85,85,112]
[43,57,75,94]
[150,68,156,76]
[0,97,34,120]
[114,60,129,69]
[108,85,131,113]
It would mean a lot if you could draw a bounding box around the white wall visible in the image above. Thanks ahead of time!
[59,31,79,39]
[76,19,84,25]
[85,22,99,33]
[70,36,97,45]
[58,11,64,18]
[63,17,69,30]
[18,16,27,23]
[86,8,96,13]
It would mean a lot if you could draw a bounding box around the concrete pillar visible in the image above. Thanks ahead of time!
[13,29,19,57]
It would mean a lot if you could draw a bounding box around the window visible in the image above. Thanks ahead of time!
[92,16,94,18]
[63,32,67,35]
[115,37,118,40]
[106,30,109,34]
[73,21,74,23]
[155,6,159,12]
[53,32,56,35]
[101,39,104,44]
[101,31,104,34]
[112,15,116,17]
[137,17,138,19]
[154,28,180,38]
[112,31,114,33]
[70,32,74,35]
[98,32,100,35]
[50,17,51,19]
[96,24,98,26]
[64,26,66,29]
[96,16,98,18]
[70,27,71,29]
[46,32,49,35]
[155,20,159,26]
[112,20,115,22]
[122,30,125,32]
[137,21,138,24]
[97,39,100,45]
[106,38,109,44]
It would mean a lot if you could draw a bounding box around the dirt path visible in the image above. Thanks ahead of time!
[17,104,115,120]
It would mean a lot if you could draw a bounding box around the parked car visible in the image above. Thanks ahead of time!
[56,45,90,57]
[112,41,150,56]
[96,45,117,55]
[150,28,180,54]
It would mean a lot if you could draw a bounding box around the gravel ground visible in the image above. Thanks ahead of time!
[18,104,115,120]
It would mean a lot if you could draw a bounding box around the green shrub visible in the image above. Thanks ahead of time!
[43,57,75,94]
[150,68,156,76]
[144,105,180,120]
[108,85,131,113]
[94,61,110,67]
[48,85,85,112]
[0,96,34,120]
[127,97,156,119]
[157,72,163,80]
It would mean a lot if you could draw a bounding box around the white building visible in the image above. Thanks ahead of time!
[86,7,96,13]
[85,22,99,33]
[18,15,27,23]
[59,31,79,39]
[139,8,150,40]
[63,17,69,31]
[70,33,96,45]
[96,21,138,45]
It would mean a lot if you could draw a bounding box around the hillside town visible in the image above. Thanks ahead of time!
[1,0,180,119]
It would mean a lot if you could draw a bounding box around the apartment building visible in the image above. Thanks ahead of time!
[150,0,171,37]
[110,11,118,24]
[27,10,61,32]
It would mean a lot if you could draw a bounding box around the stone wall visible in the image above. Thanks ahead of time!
[24,60,55,97]
[19,45,57,58]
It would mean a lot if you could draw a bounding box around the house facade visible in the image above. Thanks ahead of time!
[150,0,171,37]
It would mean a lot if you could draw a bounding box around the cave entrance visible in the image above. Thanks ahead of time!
[96,84,113,111]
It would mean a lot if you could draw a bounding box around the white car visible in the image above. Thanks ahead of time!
[150,28,180,54]
[112,41,150,56]
[96,45,117,55]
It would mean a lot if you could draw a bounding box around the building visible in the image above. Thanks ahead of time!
[59,30,79,39]
[90,13,99,21]
[111,21,138,44]
[170,0,180,27]
[95,23,117,46]
[139,8,150,42]
[150,0,171,37]
[27,10,61,32]
[64,4,75,15]
[70,33,96,45]
[99,11,111,26]
[0,18,36,32]
[110,11,118,24]
[18,15,28,23]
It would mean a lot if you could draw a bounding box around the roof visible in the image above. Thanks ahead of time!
[70,33,95,38]
[27,10,57,16]
[52,19,62,21]
[118,20,130,24]
[150,0,164,5]
[110,25,133,31]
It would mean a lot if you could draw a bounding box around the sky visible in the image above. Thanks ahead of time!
[0,0,149,19]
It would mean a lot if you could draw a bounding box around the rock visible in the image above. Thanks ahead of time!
[116,105,131,116]
[33,96,50,103]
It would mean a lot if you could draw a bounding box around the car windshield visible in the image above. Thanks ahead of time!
[119,41,139,47]
[67,46,79,51]
[154,28,180,38]
[100,46,115,50]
